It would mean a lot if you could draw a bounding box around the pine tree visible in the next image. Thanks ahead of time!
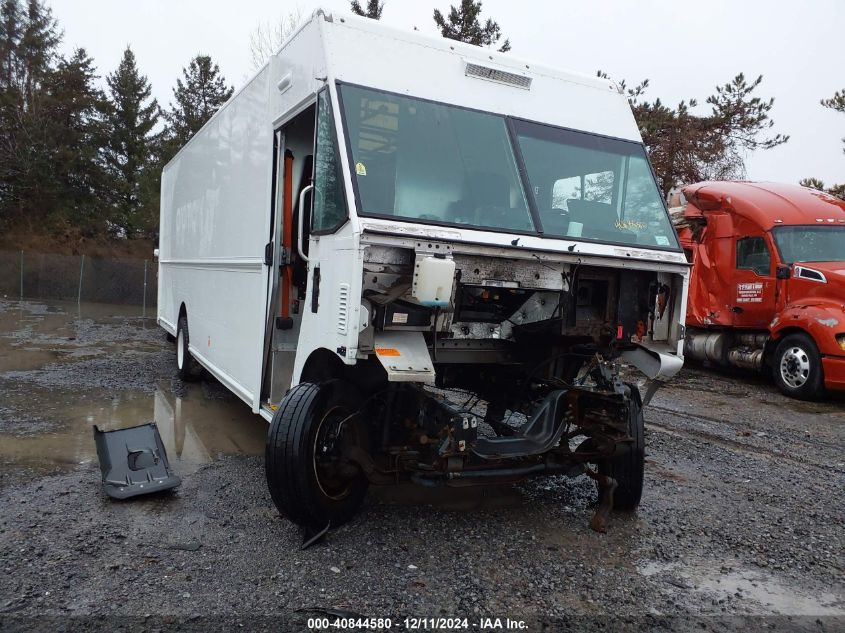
[821,90,845,113]
[799,178,845,201]
[164,54,233,150]
[17,0,58,102]
[43,48,110,228]
[0,0,22,219]
[821,89,844,154]
[0,0,61,226]
[0,0,22,90]
[799,91,845,200]
[433,0,510,52]
[598,71,788,196]
[103,46,160,236]
[1,0,114,234]
[350,0,383,19]
[829,184,845,200]
[799,177,825,191]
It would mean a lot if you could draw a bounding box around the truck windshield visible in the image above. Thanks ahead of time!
[338,84,534,233]
[338,84,678,249]
[773,226,845,263]
[512,120,678,248]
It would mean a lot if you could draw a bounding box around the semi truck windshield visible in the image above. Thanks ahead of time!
[773,226,845,263]
[338,84,678,249]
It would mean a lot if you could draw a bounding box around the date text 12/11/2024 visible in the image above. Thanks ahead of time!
[307,617,529,630]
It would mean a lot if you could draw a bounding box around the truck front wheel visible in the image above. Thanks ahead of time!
[773,333,824,400]
[265,381,369,529]
[598,385,645,511]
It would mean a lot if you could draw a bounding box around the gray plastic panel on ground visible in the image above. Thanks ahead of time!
[93,422,181,499]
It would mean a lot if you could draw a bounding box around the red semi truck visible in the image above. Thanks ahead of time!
[677,181,845,399]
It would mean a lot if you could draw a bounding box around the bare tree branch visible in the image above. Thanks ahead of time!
[248,7,303,71]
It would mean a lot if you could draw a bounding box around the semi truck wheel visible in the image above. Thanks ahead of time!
[175,315,202,381]
[599,385,645,511]
[265,381,368,529]
[773,333,824,400]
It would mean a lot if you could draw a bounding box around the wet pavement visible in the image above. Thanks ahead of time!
[0,299,843,632]
[0,300,265,481]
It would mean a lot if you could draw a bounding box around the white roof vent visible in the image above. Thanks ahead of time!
[465,61,531,90]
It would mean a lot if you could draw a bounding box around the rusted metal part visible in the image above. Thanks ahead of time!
[353,384,632,499]
[409,460,580,487]
[344,445,398,485]
[586,467,617,533]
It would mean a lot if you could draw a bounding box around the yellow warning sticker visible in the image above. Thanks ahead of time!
[375,347,401,357]
[356,162,367,176]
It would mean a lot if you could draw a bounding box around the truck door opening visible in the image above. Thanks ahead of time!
[262,103,316,404]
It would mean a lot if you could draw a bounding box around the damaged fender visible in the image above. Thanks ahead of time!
[621,344,684,381]
[620,344,684,405]
[770,301,845,358]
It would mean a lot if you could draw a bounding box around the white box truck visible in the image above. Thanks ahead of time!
[158,9,689,533]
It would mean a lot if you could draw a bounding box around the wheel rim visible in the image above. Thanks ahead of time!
[312,405,359,501]
[780,346,811,388]
[176,330,185,370]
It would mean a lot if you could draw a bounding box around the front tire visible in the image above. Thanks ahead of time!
[265,381,368,528]
[772,333,824,400]
[598,384,645,511]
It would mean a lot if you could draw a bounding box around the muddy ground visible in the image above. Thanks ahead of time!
[0,299,843,632]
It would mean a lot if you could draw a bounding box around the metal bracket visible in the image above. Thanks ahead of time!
[620,344,683,382]
[372,331,435,383]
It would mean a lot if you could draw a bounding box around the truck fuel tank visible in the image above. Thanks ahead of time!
[686,330,768,370]
[728,347,764,371]
[685,331,729,364]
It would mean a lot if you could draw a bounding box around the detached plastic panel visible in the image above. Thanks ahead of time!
[93,423,181,499]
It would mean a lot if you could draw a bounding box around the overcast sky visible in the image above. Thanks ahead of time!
[50,0,844,187]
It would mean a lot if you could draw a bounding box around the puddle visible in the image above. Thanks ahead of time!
[637,560,844,615]
[696,569,843,615]
[0,298,149,320]
[0,299,159,373]
[0,379,267,476]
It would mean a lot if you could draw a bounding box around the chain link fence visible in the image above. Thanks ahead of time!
[0,250,156,312]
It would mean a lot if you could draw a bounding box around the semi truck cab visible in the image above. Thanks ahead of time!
[678,181,845,399]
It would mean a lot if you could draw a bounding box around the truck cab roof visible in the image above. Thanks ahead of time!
[682,181,845,231]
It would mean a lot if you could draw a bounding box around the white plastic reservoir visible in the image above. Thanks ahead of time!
[413,256,456,307]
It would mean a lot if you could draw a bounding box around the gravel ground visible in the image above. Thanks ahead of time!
[0,299,843,632]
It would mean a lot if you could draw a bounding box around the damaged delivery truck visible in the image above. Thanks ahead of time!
[157,9,689,531]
